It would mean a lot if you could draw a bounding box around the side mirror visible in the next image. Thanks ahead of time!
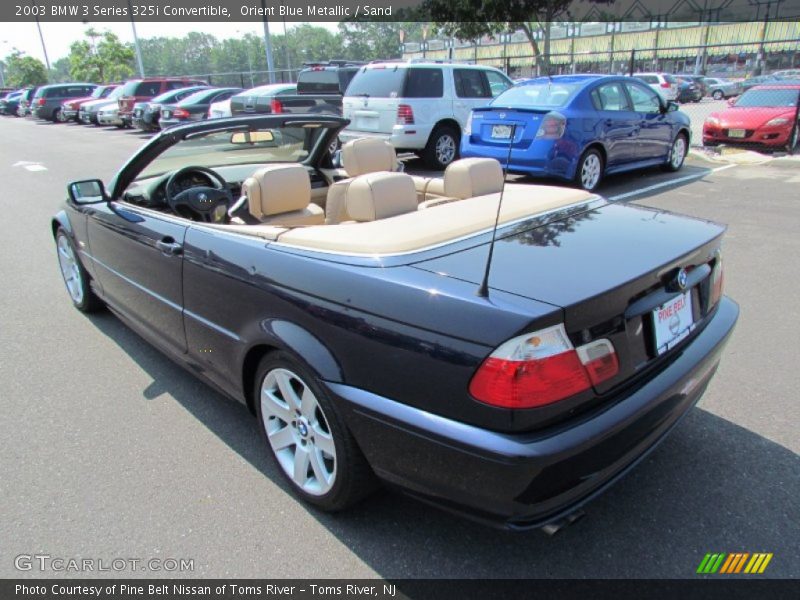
[68,179,108,204]
[664,100,680,113]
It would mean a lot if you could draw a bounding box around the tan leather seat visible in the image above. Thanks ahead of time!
[345,172,418,222]
[243,164,324,227]
[418,158,506,209]
[326,138,431,224]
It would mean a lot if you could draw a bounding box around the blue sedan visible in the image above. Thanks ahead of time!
[461,74,692,191]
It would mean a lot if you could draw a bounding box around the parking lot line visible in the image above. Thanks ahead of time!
[608,164,737,202]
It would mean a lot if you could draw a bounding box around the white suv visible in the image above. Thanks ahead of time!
[340,61,513,169]
[633,73,680,101]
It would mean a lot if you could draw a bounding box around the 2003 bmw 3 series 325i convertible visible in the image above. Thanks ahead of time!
[53,115,737,530]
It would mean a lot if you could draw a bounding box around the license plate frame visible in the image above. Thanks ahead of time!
[728,128,746,138]
[652,291,695,355]
[491,124,513,139]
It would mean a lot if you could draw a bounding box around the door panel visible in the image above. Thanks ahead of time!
[624,82,673,160]
[87,202,188,355]
[591,82,638,167]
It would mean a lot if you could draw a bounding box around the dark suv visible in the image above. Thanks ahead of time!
[32,83,97,121]
[117,77,207,128]
[296,60,365,95]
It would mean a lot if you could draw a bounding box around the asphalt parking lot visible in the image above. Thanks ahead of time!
[1,116,798,579]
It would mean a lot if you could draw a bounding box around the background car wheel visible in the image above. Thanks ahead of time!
[254,351,377,511]
[712,90,724,100]
[55,228,103,313]
[574,148,603,191]
[54,108,66,123]
[424,125,460,170]
[663,133,688,172]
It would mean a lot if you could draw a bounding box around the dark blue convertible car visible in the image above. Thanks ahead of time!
[461,74,692,191]
[53,115,736,530]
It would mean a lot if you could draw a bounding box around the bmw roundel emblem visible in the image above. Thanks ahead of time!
[676,268,688,290]
[198,192,208,202]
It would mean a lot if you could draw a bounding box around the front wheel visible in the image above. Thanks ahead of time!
[663,133,688,172]
[55,228,103,312]
[423,125,460,170]
[574,148,604,191]
[54,108,66,123]
[254,352,377,511]
[712,90,724,100]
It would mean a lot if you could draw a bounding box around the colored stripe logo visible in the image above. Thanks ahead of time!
[697,553,773,574]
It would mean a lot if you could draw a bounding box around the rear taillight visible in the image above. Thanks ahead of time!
[270,98,283,113]
[710,254,724,307]
[469,324,619,409]
[661,82,671,89]
[535,111,566,140]
[172,108,190,118]
[397,104,414,125]
[37,98,45,106]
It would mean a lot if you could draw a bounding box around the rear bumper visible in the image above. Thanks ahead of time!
[340,125,432,151]
[460,139,572,180]
[328,296,738,529]
[62,108,79,119]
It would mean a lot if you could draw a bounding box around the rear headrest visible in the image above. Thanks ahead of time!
[341,138,398,177]
[346,172,417,222]
[444,158,505,199]
[244,164,311,220]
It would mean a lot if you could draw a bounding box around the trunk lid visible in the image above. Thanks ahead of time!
[412,202,725,394]
[468,106,549,149]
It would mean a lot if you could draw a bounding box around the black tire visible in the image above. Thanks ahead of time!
[254,351,378,512]
[54,108,65,123]
[573,148,604,191]
[712,90,724,100]
[55,228,104,313]
[662,132,688,172]
[423,125,460,170]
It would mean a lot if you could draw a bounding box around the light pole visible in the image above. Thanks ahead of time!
[29,2,50,71]
[259,0,276,83]
[126,0,145,77]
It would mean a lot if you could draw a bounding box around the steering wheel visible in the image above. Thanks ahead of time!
[165,166,232,223]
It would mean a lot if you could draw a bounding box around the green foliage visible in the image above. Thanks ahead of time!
[3,52,48,87]
[49,57,72,83]
[68,30,135,83]
[338,22,426,61]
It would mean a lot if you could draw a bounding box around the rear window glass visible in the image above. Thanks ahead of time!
[736,88,799,107]
[347,67,406,98]
[404,69,443,98]
[664,75,678,84]
[636,75,657,84]
[134,81,161,96]
[492,82,580,108]
[297,70,341,94]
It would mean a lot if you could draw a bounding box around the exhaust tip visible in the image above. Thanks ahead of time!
[540,509,586,536]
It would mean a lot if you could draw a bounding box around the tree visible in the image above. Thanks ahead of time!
[49,57,72,83]
[421,0,578,73]
[68,29,134,83]
[338,22,426,61]
[3,51,48,87]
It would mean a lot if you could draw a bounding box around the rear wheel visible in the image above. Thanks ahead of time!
[663,133,688,172]
[574,148,604,191]
[54,108,66,123]
[712,90,724,100]
[424,125,460,170]
[55,228,103,313]
[254,352,377,511]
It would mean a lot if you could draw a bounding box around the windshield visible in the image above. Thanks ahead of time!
[735,88,799,107]
[137,124,332,180]
[492,82,580,108]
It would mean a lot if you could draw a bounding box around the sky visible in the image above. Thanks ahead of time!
[0,21,341,64]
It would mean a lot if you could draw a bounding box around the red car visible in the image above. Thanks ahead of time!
[117,77,207,128]
[61,84,119,122]
[703,83,800,152]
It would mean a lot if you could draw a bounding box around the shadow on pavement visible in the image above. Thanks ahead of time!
[85,302,799,579]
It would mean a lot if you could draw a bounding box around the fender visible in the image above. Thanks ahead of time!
[51,209,72,239]
[241,318,344,384]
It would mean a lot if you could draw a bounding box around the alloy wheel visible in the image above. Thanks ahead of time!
[671,136,687,169]
[435,134,457,166]
[580,154,601,190]
[260,368,337,496]
[57,234,84,304]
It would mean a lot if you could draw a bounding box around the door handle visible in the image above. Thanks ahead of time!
[156,237,183,256]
